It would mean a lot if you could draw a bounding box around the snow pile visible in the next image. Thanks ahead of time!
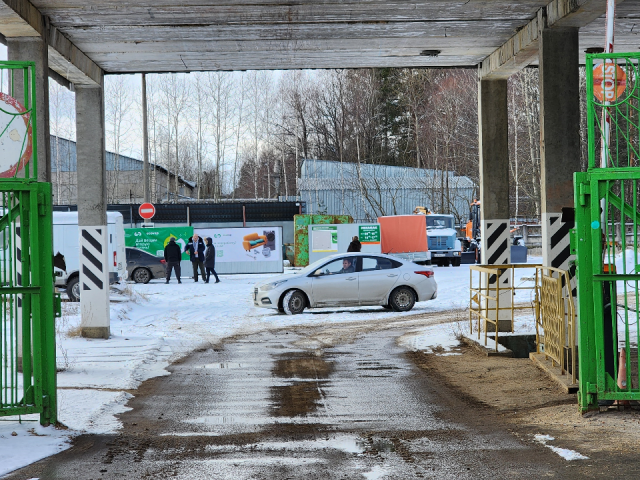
[533,434,589,461]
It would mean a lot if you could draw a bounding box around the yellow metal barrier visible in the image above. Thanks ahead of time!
[469,264,541,352]
[535,266,577,386]
[468,264,577,385]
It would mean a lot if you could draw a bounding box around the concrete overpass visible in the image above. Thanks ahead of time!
[0,0,633,335]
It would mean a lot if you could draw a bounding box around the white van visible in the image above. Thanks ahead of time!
[53,212,127,301]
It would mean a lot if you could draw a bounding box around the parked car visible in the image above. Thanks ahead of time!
[53,211,127,302]
[126,247,166,284]
[253,253,437,315]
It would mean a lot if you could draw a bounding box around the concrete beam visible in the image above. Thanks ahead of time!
[0,0,101,85]
[479,0,622,79]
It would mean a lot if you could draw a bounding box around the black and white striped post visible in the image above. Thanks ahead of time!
[478,77,512,332]
[538,26,580,298]
[542,213,576,297]
[481,219,512,330]
[76,80,111,339]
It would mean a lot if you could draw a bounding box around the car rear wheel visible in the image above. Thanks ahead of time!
[133,267,152,284]
[282,289,306,315]
[389,286,416,312]
[67,276,80,302]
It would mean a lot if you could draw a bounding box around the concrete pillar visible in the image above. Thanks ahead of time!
[478,78,511,332]
[7,37,51,182]
[76,81,110,339]
[539,27,580,294]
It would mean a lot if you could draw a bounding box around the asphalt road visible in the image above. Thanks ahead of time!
[6,327,584,479]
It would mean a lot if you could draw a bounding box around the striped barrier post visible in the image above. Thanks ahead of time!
[481,219,512,331]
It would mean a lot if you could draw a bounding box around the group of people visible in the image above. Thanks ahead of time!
[163,233,220,284]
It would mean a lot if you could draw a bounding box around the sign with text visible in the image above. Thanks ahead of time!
[311,225,338,252]
[359,224,381,244]
[125,226,193,260]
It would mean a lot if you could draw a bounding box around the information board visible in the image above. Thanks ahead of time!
[196,227,283,273]
[125,226,193,260]
[311,225,338,252]
[359,224,381,245]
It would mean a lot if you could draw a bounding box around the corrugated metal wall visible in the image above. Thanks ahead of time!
[299,159,475,222]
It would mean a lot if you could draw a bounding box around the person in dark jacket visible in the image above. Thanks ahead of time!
[204,237,220,284]
[185,233,206,282]
[163,237,182,284]
[347,236,361,252]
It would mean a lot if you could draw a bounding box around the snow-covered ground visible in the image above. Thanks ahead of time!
[0,257,546,476]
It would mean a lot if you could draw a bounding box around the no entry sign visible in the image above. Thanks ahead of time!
[138,203,156,220]
[593,63,627,102]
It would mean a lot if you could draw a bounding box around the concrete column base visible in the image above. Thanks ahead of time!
[81,327,110,339]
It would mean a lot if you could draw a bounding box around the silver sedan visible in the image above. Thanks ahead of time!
[253,253,437,315]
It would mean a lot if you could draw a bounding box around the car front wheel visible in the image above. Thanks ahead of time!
[67,276,80,302]
[133,267,151,284]
[282,290,306,315]
[389,286,416,312]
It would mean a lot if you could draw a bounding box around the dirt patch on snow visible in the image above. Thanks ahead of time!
[408,343,640,460]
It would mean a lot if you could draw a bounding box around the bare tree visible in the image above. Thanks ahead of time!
[105,75,136,203]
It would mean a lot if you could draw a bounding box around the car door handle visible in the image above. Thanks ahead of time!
[346,277,357,281]
[387,274,398,277]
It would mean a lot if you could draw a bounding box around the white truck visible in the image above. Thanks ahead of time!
[53,212,127,301]
[426,214,462,267]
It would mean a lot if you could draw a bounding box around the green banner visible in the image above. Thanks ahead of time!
[124,227,193,260]
[359,224,381,244]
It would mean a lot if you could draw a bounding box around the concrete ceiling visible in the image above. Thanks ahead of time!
[20,0,634,74]
[0,0,638,85]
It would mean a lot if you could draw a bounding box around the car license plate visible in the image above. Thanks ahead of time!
[433,254,445,257]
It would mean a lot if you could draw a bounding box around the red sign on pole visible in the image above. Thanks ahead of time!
[138,203,156,220]
[593,63,627,102]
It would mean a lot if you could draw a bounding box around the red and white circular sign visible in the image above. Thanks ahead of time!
[0,93,32,178]
[138,203,156,220]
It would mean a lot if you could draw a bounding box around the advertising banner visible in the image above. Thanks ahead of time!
[311,225,338,252]
[125,226,193,260]
[196,227,283,273]
[358,224,381,245]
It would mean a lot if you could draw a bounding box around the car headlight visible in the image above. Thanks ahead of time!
[262,279,288,291]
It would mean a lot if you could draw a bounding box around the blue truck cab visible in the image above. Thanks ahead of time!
[426,214,462,266]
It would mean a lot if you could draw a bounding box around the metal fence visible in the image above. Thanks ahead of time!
[469,264,541,351]
[575,51,640,411]
[534,266,577,386]
[0,61,57,425]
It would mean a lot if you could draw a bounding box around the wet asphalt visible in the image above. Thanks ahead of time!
[6,328,585,479]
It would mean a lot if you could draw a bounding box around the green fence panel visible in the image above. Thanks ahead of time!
[576,52,640,411]
[0,61,56,425]
[293,214,352,267]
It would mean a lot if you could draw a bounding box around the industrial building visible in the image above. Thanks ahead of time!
[299,159,475,223]
[50,136,196,205]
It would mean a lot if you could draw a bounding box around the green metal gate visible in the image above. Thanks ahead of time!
[576,52,640,411]
[0,62,56,425]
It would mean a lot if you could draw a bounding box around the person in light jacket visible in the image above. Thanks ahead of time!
[204,237,220,284]
[185,233,206,282]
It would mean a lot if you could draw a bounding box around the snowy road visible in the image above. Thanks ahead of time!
[6,326,571,479]
[1,261,545,476]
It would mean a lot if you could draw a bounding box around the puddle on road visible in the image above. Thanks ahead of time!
[270,352,334,417]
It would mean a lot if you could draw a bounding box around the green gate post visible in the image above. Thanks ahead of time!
[576,52,640,411]
[0,61,56,425]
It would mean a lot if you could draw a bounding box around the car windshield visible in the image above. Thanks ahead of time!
[426,216,454,229]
